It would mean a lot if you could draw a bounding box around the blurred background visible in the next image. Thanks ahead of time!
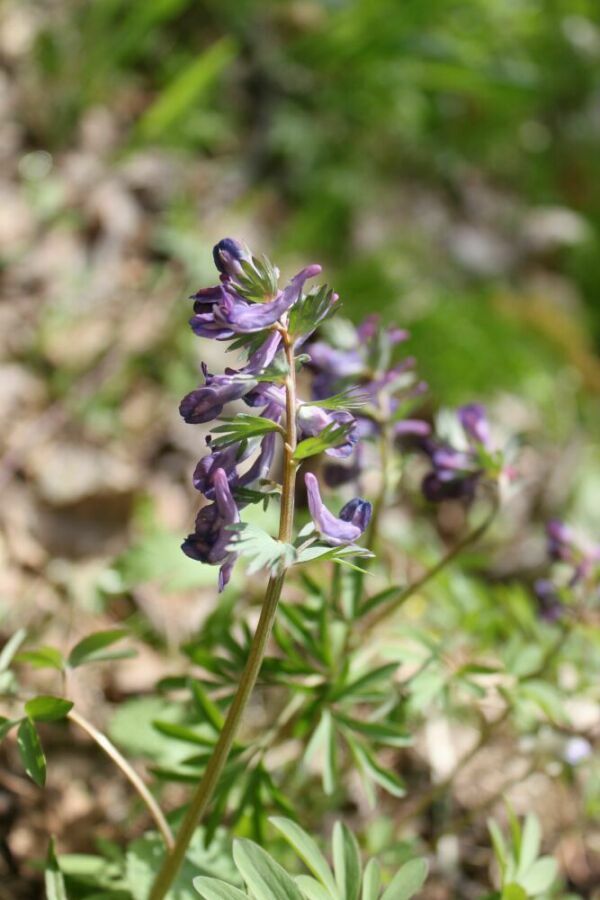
[1,0,600,894]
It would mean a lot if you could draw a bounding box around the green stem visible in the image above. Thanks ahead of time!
[364,492,500,634]
[149,327,298,900]
[68,709,174,851]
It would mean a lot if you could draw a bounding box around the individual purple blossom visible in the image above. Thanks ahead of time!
[544,520,600,587]
[420,404,503,504]
[297,405,358,458]
[304,472,371,546]
[458,403,492,448]
[180,332,282,425]
[193,402,282,500]
[182,468,240,591]
[214,265,321,333]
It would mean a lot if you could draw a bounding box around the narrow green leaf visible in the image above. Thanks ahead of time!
[0,628,27,672]
[488,819,508,873]
[211,414,282,449]
[500,885,527,900]
[519,857,558,895]
[193,876,248,900]
[138,37,236,139]
[17,718,46,786]
[269,817,338,898]
[25,696,73,723]
[153,720,214,746]
[331,664,399,701]
[45,838,68,900]
[347,740,405,798]
[295,875,332,900]
[190,681,224,731]
[335,714,412,748]
[68,630,128,668]
[322,710,337,796]
[517,814,541,878]
[380,859,428,900]
[233,839,304,900]
[362,859,381,900]
[17,647,65,671]
[294,423,354,461]
[333,822,361,900]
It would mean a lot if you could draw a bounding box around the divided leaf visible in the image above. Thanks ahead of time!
[233,839,304,900]
[211,415,282,449]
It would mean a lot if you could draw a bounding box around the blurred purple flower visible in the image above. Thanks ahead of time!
[304,472,371,546]
[458,403,492,448]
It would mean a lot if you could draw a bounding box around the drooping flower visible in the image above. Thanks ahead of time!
[304,472,371,546]
[182,468,240,590]
[180,331,283,425]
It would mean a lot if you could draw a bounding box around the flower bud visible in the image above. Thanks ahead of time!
[212,238,252,279]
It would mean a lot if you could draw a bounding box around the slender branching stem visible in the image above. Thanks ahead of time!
[149,326,298,900]
[67,709,174,851]
[364,492,500,634]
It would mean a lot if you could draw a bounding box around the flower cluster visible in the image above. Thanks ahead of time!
[180,239,371,589]
[420,404,505,503]
[534,520,600,620]
[306,313,429,484]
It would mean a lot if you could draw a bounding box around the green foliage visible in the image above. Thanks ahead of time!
[194,818,428,900]
[294,423,355,461]
[488,813,558,898]
[210,415,283,450]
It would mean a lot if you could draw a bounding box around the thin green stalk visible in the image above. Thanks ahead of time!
[149,327,298,900]
[68,709,174,851]
[364,493,500,634]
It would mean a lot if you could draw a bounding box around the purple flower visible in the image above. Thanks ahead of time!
[213,238,252,279]
[297,405,358,458]
[534,578,565,622]
[458,403,491,448]
[180,368,258,424]
[182,468,240,590]
[304,472,371,546]
[546,520,576,563]
[180,332,283,425]
[214,265,321,333]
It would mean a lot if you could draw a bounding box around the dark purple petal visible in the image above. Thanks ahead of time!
[191,285,223,309]
[339,497,372,532]
[422,471,478,503]
[305,472,367,546]
[180,378,255,424]
[534,578,565,622]
[213,238,252,278]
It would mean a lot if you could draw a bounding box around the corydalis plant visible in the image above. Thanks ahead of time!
[535,519,600,620]
[150,239,372,899]
[180,239,371,591]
